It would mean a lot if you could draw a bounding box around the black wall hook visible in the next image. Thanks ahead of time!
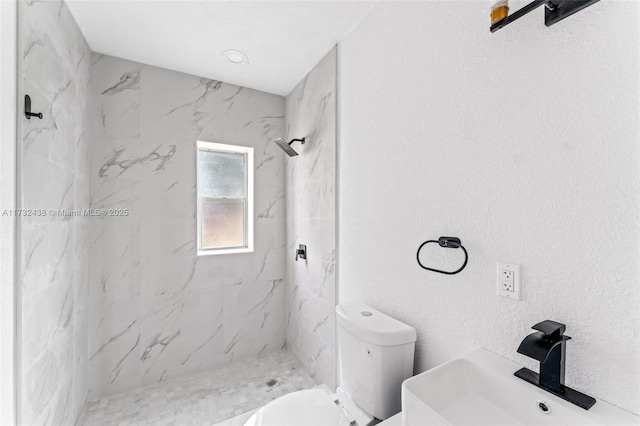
[416,236,468,275]
[25,95,43,120]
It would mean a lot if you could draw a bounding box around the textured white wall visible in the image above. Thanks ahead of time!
[338,0,639,414]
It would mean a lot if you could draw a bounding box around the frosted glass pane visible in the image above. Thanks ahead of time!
[198,150,245,198]
[201,201,245,249]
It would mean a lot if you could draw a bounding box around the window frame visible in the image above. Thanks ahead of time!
[196,141,254,256]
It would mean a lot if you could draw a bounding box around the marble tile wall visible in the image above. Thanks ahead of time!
[20,0,91,424]
[284,48,337,389]
[88,54,287,399]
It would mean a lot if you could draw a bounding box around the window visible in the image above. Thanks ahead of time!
[196,141,253,255]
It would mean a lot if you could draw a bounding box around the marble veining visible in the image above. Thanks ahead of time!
[101,69,140,95]
[285,48,338,388]
[21,4,337,421]
[98,144,177,177]
[20,0,92,424]
[88,54,287,399]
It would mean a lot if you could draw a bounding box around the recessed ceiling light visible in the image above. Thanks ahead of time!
[223,49,248,65]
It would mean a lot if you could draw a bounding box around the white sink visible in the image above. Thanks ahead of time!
[402,348,639,426]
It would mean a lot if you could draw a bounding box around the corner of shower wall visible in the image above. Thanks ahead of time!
[284,46,337,389]
[18,0,91,424]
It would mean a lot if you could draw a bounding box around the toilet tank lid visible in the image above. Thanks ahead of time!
[336,302,417,346]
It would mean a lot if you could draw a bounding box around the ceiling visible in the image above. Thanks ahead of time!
[66,0,378,96]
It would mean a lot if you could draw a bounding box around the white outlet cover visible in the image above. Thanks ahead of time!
[497,262,521,301]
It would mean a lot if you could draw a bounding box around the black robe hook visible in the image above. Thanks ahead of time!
[25,95,43,120]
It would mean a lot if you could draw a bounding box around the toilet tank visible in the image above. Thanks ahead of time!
[336,302,416,420]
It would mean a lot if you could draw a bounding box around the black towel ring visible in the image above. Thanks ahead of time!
[416,236,468,275]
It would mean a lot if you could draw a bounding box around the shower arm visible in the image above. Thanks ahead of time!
[288,138,306,146]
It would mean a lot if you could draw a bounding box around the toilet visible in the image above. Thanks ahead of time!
[245,302,417,426]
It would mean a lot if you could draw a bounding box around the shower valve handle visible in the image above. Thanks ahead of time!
[295,244,307,261]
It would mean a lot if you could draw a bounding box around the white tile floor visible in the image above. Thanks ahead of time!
[79,350,318,426]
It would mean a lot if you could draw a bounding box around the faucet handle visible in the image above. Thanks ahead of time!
[295,244,307,261]
[532,320,569,340]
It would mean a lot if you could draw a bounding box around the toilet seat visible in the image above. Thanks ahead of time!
[244,388,372,426]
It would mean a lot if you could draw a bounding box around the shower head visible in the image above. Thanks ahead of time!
[273,137,305,157]
[274,138,298,156]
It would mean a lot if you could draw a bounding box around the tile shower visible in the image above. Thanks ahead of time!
[19,1,337,424]
[88,53,288,398]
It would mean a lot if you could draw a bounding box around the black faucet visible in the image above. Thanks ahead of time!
[514,320,596,410]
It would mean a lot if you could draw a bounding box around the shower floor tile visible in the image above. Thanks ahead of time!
[79,350,318,426]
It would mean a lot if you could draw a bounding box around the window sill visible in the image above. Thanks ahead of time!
[197,247,253,256]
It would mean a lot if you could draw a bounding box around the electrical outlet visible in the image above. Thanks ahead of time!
[501,269,514,292]
[497,263,521,300]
